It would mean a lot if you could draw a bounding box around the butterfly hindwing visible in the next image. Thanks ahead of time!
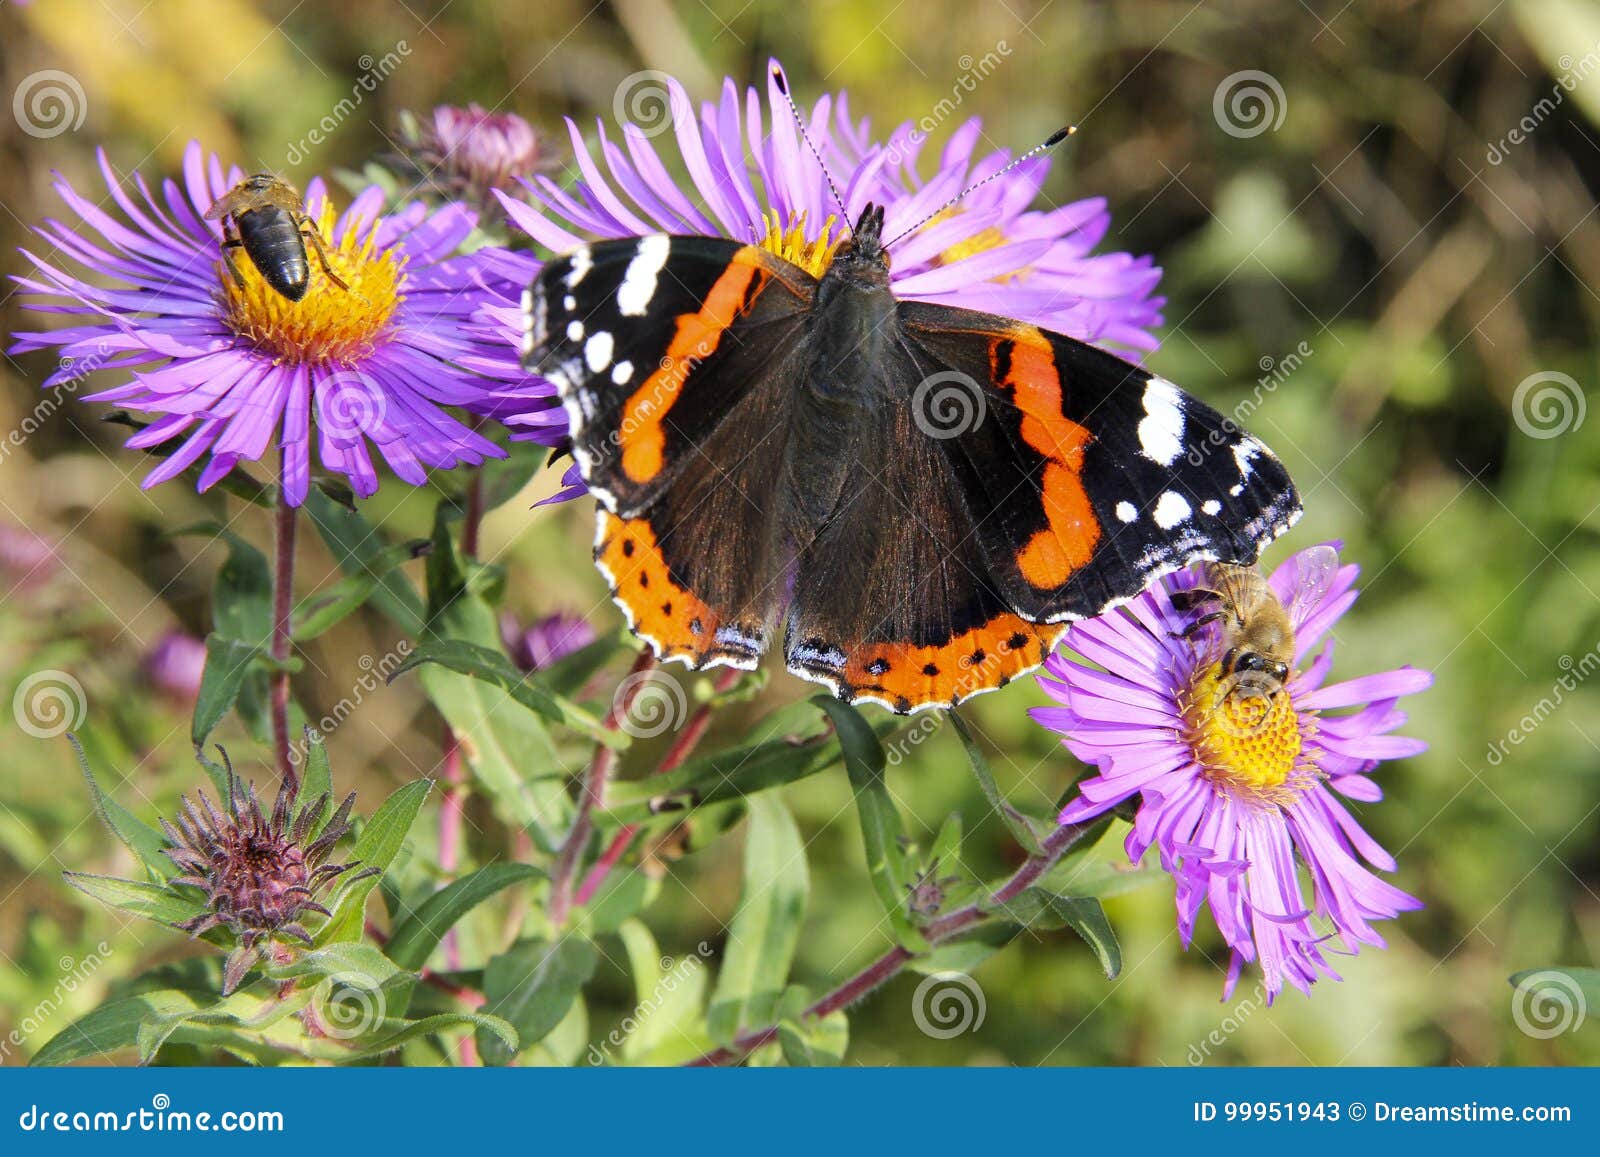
[898,303,1302,624]
[782,376,1063,712]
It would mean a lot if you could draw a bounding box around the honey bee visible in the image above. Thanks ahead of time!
[205,175,349,302]
[1172,545,1338,697]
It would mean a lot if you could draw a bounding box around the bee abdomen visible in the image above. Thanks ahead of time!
[237,207,310,302]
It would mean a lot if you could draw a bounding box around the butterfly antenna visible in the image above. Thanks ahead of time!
[770,64,851,225]
[881,124,1077,251]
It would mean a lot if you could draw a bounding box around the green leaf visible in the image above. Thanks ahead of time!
[318,779,432,944]
[269,941,403,987]
[600,701,857,826]
[386,863,544,970]
[814,697,927,951]
[1508,967,1600,1019]
[304,487,426,635]
[479,440,548,511]
[301,728,334,838]
[477,937,598,1065]
[291,539,429,640]
[614,920,711,1065]
[1041,818,1166,900]
[172,522,272,646]
[191,634,261,750]
[999,889,1121,979]
[342,1012,519,1062]
[948,711,1048,854]
[577,868,657,937]
[707,793,810,1045]
[396,640,621,748]
[70,736,171,879]
[63,873,205,927]
[775,986,848,1066]
[31,990,207,1066]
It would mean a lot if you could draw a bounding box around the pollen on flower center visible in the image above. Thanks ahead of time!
[1183,661,1315,806]
[756,210,845,277]
[218,203,404,365]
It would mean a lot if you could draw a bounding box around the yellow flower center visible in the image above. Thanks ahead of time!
[920,207,1026,281]
[217,202,404,365]
[1182,661,1316,807]
[756,210,846,277]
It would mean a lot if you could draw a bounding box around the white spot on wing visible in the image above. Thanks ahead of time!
[563,294,576,310]
[564,247,592,288]
[1115,501,1138,524]
[1201,499,1222,516]
[584,331,614,373]
[1152,491,1192,529]
[618,234,671,317]
[1137,377,1185,465]
[1233,438,1260,479]
[611,359,633,385]
[566,319,584,342]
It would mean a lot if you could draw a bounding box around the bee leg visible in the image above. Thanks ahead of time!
[218,224,249,289]
[1170,610,1225,641]
[300,221,354,295]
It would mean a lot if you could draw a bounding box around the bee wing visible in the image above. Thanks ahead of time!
[1206,563,1262,618]
[203,189,243,221]
[1284,545,1339,627]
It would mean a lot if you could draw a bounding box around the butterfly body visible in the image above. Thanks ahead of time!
[525,204,1301,713]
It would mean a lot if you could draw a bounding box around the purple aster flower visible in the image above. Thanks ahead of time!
[492,59,1163,352]
[396,104,556,209]
[8,141,531,505]
[501,610,597,671]
[144,630,207,703]
[1031,543,1431,1001]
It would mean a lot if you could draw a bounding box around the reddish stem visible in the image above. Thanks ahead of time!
[573,665,742,907]
[547,650,656,926]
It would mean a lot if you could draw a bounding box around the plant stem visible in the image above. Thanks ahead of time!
[683,817,1093,1066]
[270,472,298,794]
[573,665,742,907]
[438,462,485,969]
[547,649,656,927]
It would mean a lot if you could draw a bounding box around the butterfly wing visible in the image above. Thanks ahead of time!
[897,303,1302,623]
[528,236,817,668]
[781,365,1063,713]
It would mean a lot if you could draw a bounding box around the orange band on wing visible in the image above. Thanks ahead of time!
[994,328,1101,589]
[813,616,1065,712]
[595,512,761,667]
[618,250,767,484]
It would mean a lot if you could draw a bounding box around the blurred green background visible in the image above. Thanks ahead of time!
[1,0,1597,1065]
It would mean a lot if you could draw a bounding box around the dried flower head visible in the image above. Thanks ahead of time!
[162,765,370,993]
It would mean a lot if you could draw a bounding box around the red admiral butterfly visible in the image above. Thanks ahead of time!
[524,105,1300,714]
